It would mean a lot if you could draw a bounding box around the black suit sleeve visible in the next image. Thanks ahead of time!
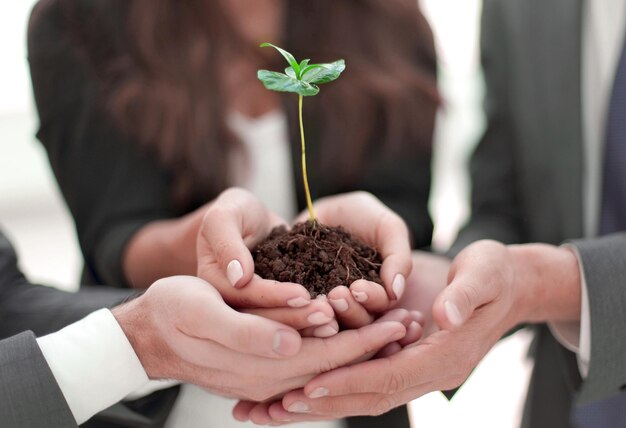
[27,1,174,288]
[0,231,130,338]
[354,148,432,249]
[0,231,178,427]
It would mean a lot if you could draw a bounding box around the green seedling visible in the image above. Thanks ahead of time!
[257,43,345,222]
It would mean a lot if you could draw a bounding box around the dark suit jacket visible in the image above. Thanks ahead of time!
[0,332,78,428]
[0,231,129,339]
[27,0,433,291]
[27,3,431,426]
[0,230,180,427]
[0,230,130,427]
[452,0,626,426]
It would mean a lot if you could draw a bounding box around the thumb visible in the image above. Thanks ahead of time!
[176,276,303,358]
[199,188,285,288]
[432,276,494,331]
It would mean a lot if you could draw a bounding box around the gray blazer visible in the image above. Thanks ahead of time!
[451,0,626,426]
[0,230,143,427]
[0,231,130,338]
[0,332,78,427]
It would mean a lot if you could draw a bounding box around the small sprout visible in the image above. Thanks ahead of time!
[258,43,345,222]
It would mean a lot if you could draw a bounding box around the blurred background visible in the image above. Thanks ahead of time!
[0,1,533,427]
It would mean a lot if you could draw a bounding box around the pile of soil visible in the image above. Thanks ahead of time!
[252,221,382,297]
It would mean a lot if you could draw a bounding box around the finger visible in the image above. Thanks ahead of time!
[267,400,334,423]
[432,272,499,331]
[243,300,334,330]
[327,286,373,328]
[373,309,420,351]
[300,318,339,338]
[220,275,311,309]
[279,384,437,420]
[376,221,412,301]
[376,342,403,358]
[233,401,255,422]
[199,188,286,288]
[175,277,302,358]
[313,320,340,338]
[375,308,412,328]
[302,346,418,397]
[288,321,406,379]
[249,401,273,425]
[410,310,426,325]
[349,279,390,313]
[398,321,423,347]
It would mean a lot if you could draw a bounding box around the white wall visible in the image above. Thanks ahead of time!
[0,0,81,290]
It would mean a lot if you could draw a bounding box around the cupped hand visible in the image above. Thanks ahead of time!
[296,192,413,328]
[113,275,410,402]
[196,187,339,336]
[232,307,424,424]
[234,241,526,423]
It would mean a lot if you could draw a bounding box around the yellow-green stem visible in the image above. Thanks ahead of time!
[299,94,316,222]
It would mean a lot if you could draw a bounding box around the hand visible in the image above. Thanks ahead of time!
[238,240,581,422]
[196,188,338,337]
[112,275,410,401]
[232,250,448,423]
[395,250,451,335]
[296,192,413,328]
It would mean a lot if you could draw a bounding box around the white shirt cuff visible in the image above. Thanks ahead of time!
[547,245,591,378]
[37,309,150,424]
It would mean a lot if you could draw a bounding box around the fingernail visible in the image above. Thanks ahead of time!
[287,402,311,413]
[444,300,463,327]
[307,312,332,325]
[308,387,329,398]
[226,260,243,287]
[314,324,338,338]
[351,290,368,303]
[273,330,300,356]
[287,297,310,308]
[329,298,349,312]
[392,274,405,300]
[316,294,328,301]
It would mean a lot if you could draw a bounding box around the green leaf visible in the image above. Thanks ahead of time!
[285,66,297,79]
[260,43,301,77]
[299,59,311,70]
[257,70,320,96]
[301,60,346,85]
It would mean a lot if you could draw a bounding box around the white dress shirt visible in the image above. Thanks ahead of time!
[549,0,626,378]
[36,309,150,425]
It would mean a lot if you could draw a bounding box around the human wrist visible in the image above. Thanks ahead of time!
[111,296,167,380]
[123,213,202,288]
[508,244,581,324]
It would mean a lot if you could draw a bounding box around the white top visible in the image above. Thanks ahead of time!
[549,0,626,378]
[163,112,335,428]
[229,110,298,221]
[36,309,149,425]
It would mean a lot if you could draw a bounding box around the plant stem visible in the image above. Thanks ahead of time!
[299,94,316,222]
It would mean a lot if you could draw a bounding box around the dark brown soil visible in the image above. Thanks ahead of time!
[252,221,383,297]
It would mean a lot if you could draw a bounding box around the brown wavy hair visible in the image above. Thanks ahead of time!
[53,0,438,209]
